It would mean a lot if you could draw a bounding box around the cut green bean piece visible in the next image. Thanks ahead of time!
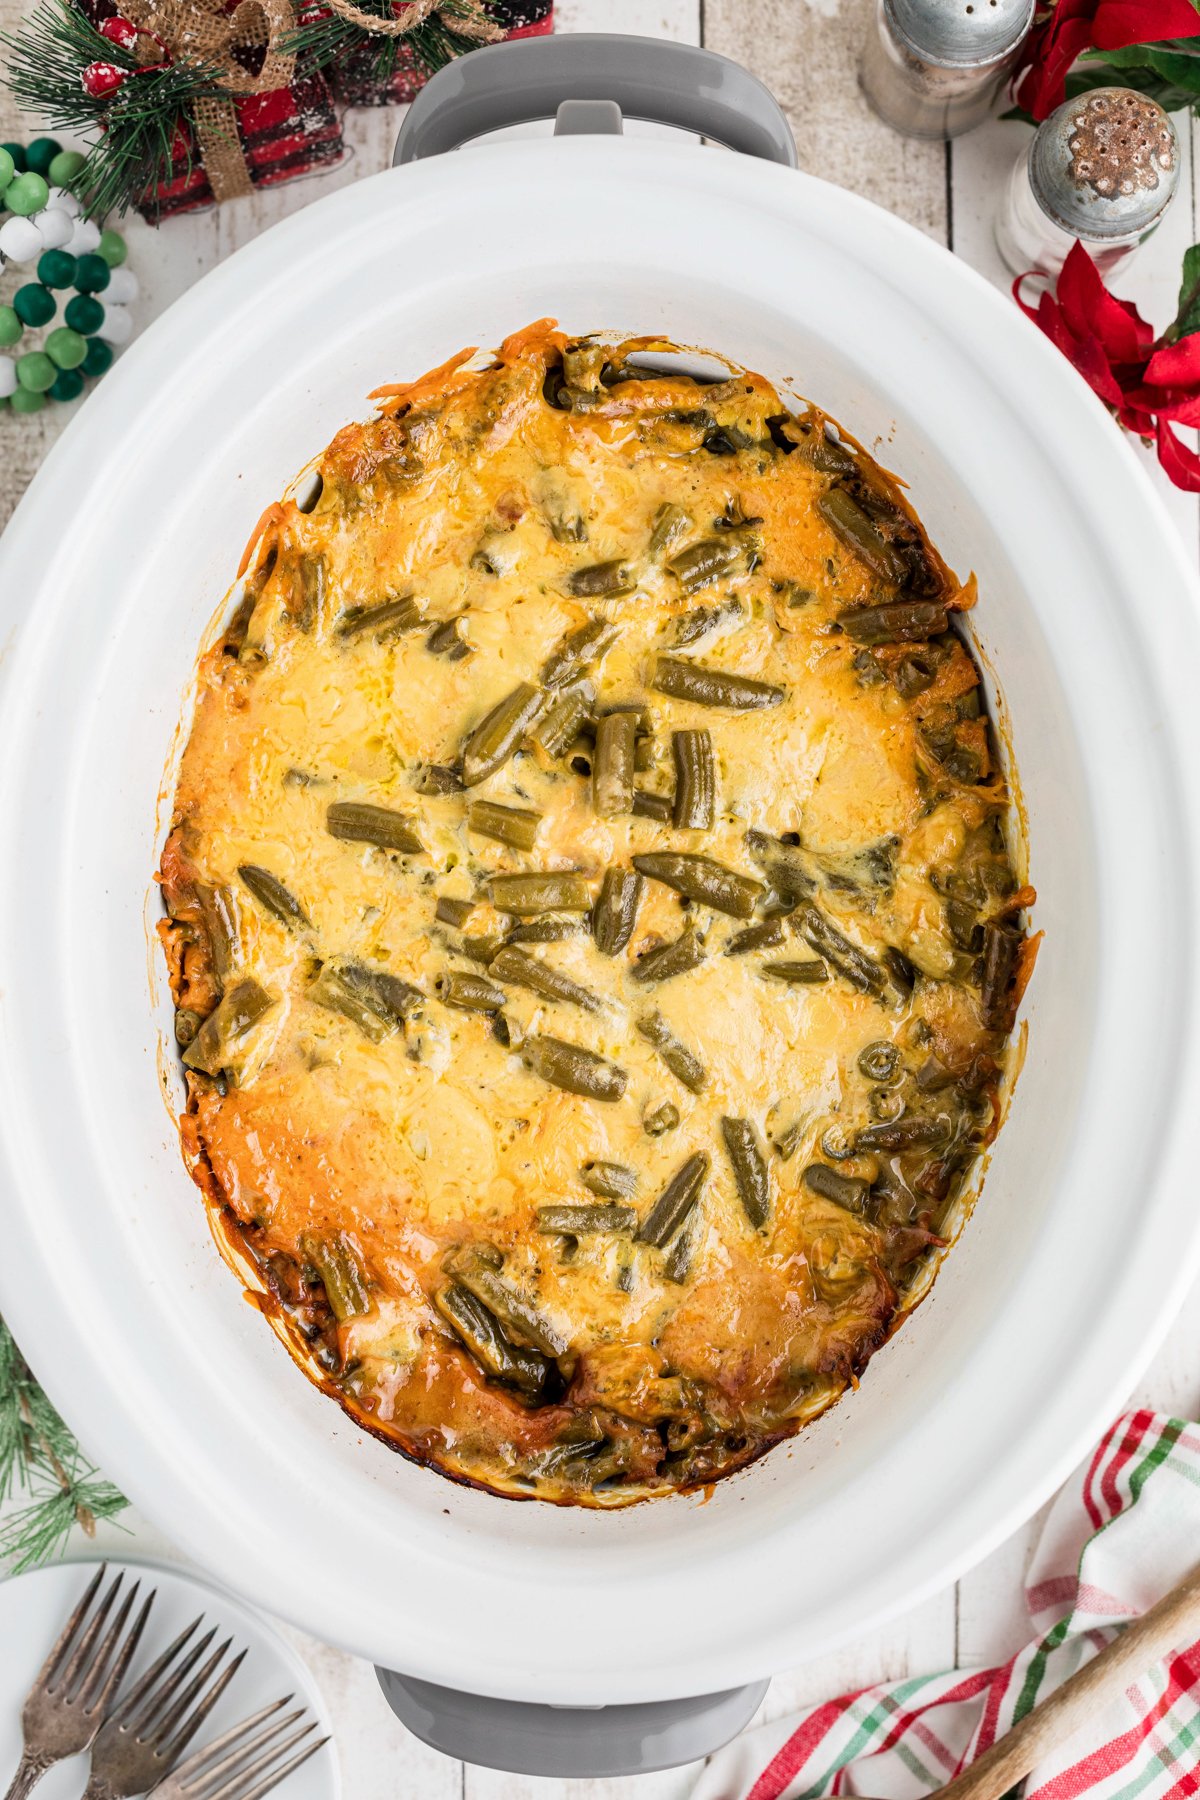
[726,918,785,956]
[581,1160,638,1199]
[534,683,592,757]
[196,883,240,985]
[336,593,424,640]
[488,872,594,915]
[858,1040,900,1082]
[174,1008,202,1048]
[839,601,949,645]
[300,1230,370,1321]
[536,1203,638,1236]
[980,922,1022,1029]
[426,616,472,661]
[182,978,274,1076]
[794,904,888,998]
[638,1151,709,1246]
[462,934,503,965]
[672,598,742,649]
[467,800,542,852]
[631,925,706,984]
[745,829,819,903]
[506,915,585,944]
[854,1115,949,1151]
[664,1216,697,1284]
[593,710,637,819]
[647,502,691,559]
[672,730,715,830]
[567,559,635,598]
[414,762,464,794]
[763,959,829,985]
[536,480,588,544]
[490,945,599,1011]
[667,536,740,593]
[632,789,674,822]
[292,554,324,632]
[541,619,619,688]
[435,895,475,928]
[435,1283,554,1401]
[721,1116,770,1229]
[327,801,424,855]
[523,1035,627,1101]
[448,1247,568,1355]
[818,488,908,584]
[633,851,764,920]
[237,864,310,930]
[637,1012,706,1094]
[653,656,784,711]
[592,868,644,956]
[644,1101,681,1136]
[437,969,507,1012]
[461,681,544,786]
[803,1162,870,1212]
[310,958,421,1040]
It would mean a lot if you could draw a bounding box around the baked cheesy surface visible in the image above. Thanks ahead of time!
[159,321,1036,1504]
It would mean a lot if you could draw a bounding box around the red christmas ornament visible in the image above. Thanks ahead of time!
[81,58,127,97]
[98,13,138,47]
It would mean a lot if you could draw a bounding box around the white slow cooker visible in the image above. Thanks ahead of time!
[2,33,1200,1780]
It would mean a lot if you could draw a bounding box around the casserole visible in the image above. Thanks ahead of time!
[1,31,1198,1734]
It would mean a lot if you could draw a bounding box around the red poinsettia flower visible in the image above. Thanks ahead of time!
[1015,241,1200,490]
[1012,0,1200,120]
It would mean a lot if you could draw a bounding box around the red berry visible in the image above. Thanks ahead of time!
[81,59,127,97]
[98,14,138,46]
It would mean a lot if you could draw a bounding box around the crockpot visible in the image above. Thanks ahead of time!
[3,32,1200,1781]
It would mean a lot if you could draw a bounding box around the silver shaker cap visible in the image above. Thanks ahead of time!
[886,0,1034,67]
[1030,87,1179,239]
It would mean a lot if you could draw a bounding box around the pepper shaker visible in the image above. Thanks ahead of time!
[995,87,1179,279]
[859,0,1034,140]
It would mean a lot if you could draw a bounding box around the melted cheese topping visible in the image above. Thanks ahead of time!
[160,322,1032,1504]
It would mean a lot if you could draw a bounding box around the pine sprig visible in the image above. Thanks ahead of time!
[1,0,227,219]
[0,1316,128,1574]
[289,0,497,87]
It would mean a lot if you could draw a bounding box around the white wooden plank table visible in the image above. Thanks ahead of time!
[4,3,1200,1794]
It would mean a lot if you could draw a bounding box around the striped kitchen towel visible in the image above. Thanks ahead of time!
[695,1411,1200,1800]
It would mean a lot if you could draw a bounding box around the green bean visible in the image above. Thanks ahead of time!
[506,915,586,944]
[435,895,475,928]
[309,958,421,1040]
[326,801,424,855]
[536,1203,638,1236]
[291,554,324,632]
[726,918,785,956]
[915,1054,955,1091]
[854,1116,949,1151]
[462,934,503,965]
[534,684,592,757]
[653,656,784,711]
[174,1008,202,1048]
[630,925,706,984]
[592,867,644,956]
[648,503,691,560]
[437,969,507,1012]
[721,1116,770,1229]
[541,619,619,688]
[818,488,908,584]
[671,730,715,830]
[593,710,636,818]
[490,945,599,1012]
[426,617,472,661]
[196,883,240,985]
[336,593,424,640]
[581,1160,638,1199]
[839,601,949,645]
[632,851,763,920]
[882,945,917,999]
[793,425,858,475]
[300,1230,370,1321]
[644,1101,681,1136]
[638,1151,709,1246]
[858,1040,900,1082]
[488,872,593,914]
[237,864,310,930]
[794,904,888,998]
[744,829,819,904]
[672,598,742,649]
[567,560,636,599]
[461,681,544,786]
[773,1121,805,1161]
[803,1163,870,1212]
[536,482,588,544]
[637,1012,706,1094]
[523,1035,627,1101]
[447,1247,569,1355]
[664,1216,697,1284]
[763,959,829,984]
[182,978,274,1076]
[413,762,464,795]
[667,537,740,593]
[467,800,542,852]
[980,922,1022,1029]
[632,789,674,822]
[435,1283,554,1401]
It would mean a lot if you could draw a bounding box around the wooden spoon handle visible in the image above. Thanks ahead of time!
[938,1563,1200,1800]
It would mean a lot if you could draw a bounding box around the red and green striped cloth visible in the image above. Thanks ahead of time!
[696,1411,1200,1800]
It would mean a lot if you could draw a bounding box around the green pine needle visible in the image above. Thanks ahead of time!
[288,0,497,86]
[0,1316,128,1574]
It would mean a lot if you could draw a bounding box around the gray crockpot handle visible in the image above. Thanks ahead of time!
[392,32,797,167]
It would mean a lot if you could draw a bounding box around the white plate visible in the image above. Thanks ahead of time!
[0,1560,340,1800]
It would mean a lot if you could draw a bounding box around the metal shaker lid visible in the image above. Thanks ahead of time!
[886,0,1034,67]
[1030,87,1179,239]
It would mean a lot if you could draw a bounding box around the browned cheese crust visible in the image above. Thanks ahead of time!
[158,320,1037,1504]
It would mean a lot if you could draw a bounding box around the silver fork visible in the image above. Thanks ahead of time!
[4,1565,154,1800]
[81,1614,245,1800]
[153,1697,328,1800]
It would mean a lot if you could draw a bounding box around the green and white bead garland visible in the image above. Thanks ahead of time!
[0,137,137,415]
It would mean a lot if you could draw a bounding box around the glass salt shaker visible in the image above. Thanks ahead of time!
[995,87,1179,279]
[859,0,1034,140]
